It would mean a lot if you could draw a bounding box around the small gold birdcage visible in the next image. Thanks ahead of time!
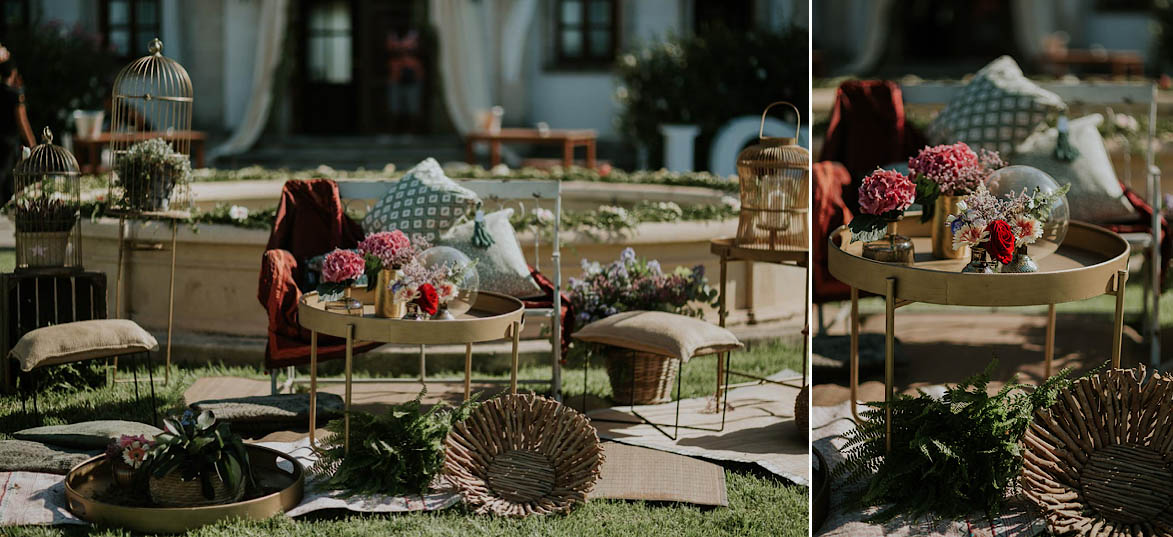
[735,102,809,252]
[10,127,82,271]
[107,37,193,217]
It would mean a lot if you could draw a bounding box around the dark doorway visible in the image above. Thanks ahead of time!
[299,0,357,134]
[694,0,754,33]
[355,0,432,134]
[898,0,1016,64]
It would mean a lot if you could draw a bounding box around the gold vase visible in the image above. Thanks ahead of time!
[932,194,969,259]
[374,268,406,318]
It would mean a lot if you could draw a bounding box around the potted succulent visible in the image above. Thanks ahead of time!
[9,194,77,267]
[569,248,718,404]
[113,137,191,212]
[144,410,253,507]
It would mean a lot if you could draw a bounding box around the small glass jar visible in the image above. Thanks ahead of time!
[862,221,915,265]
[962,247,997,274]
[325,296,363,316]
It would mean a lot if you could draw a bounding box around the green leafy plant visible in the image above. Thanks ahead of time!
[614,24,809,168]
[113,137,191,211]
[8,196,77,233]
[145,410,254,501]
[834,362,1074,523]
[310,390,477,496]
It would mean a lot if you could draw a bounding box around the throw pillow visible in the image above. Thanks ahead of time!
[571,311,743,362]
[439,208,543,298]
[361,157,480,242]
[9,319,158,372]
[1012,114,1137,223]
[14,420,162,449]
[927,56,1066,154]
[190,393,345,425]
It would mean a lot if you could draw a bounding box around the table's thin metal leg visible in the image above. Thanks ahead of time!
[464,343,472,401]
[113,216,126,378]
[1044,304,1056,378]
[308,331,318,449]
[850,286,860,422]
[1113,269,1128,369]
[164,219,177,385]
[884,277,896,455]
[510,321,520,394]
[344,324,354,455]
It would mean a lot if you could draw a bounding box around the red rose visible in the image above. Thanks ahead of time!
[414,283,439,316]
[983,219,1016,265]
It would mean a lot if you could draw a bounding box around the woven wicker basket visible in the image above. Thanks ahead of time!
[444,394,604,517]
[794,384,809,439]
[148,471,245,507]
[604,349,679,405]
[1021,366,1173,537]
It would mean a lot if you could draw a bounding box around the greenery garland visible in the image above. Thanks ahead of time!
[834,362,1074,523]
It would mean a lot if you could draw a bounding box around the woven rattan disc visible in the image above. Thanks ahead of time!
[444,394,604,517]
[1021,366,1173,537]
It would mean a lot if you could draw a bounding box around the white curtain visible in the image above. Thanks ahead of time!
[833,0,895,76]
[207,0,289,161]
[430,0,536,135]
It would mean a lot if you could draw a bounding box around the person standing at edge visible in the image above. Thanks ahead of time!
[0,44,36,207]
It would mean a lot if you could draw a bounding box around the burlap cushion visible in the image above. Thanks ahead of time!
[9,319,158,372]
[571,311,742,362]
[190,393,344,425]
[0,440,97,474]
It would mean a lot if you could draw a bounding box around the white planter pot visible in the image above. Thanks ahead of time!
[659,123,700,172]
[72,110,104,139]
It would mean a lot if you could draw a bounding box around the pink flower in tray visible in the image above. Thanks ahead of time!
[321,249,365,283]
[952,222,989,250]
[1011,215,1043,246]
[909,142,987,196]
[858,168,916,216]
[358,230,414,268]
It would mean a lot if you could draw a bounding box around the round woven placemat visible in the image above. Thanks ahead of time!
[1021,366,1173,537]
[443,394,605,517]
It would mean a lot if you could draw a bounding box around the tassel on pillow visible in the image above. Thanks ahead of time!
[1053,114,1080,162]
[471,209,495,248]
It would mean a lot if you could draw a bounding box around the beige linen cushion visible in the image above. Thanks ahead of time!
[571,311,743,362]
[9,319,158,372]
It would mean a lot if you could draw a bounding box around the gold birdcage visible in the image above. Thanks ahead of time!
[735,102,809,252]
[10,127,82,272]
[107,37,193,217]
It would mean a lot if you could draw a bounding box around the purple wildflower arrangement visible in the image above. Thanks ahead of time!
[568,247,718,328]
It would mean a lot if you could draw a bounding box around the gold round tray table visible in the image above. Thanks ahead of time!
[64,444,304,533]
[298,290,525,452]
[828,220,1130,451]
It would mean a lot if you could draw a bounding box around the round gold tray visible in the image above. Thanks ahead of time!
[828,220,1129,306]
[299,290,525,345]
[65,444,304,534]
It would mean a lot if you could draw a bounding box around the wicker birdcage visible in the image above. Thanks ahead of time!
[107,37,193,217]
[10,127,82,271]
[735,102,809,252]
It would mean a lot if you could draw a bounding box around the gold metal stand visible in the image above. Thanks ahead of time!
[300,291,526,453]
[113,213,185,384]
[831,221,1131,454]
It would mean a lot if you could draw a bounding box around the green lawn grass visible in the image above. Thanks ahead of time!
[0,248,13,272]
[0,340,807,537]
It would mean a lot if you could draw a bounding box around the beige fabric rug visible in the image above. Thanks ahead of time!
[589,442,728,506]
[813,402,1046,537]
[588,371,807,486]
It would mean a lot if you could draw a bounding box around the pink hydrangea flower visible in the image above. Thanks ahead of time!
[909,142,988,196]
[321,249,365,283]
[858,168,916,216]
[358,230,413,268]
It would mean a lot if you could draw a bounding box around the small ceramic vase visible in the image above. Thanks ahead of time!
[862,220,915,265]
[431,304,455,321]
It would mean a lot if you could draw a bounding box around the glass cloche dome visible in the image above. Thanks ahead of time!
[986,165,1070,260]
[420,246,479,317]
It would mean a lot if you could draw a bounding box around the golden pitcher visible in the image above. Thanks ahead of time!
[374,268,406,318]
[931,195,969,259]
